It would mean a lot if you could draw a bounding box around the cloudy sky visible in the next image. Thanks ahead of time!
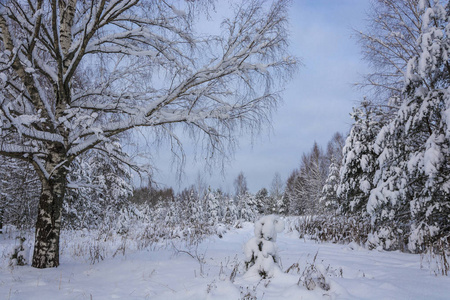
[149,0,372,193]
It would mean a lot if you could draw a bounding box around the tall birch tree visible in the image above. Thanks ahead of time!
[0,0,296,268]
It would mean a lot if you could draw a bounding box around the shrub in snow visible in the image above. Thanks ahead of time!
[420,241,449,276]
[215,223,227,238]
[297,251,341,291]
[239,285,259,300]
[244,215,285,279]
[9,237,29,266]
[367,227,398,251]
[295,215,371,246]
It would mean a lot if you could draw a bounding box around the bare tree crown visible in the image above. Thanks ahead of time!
[0,0,296,177]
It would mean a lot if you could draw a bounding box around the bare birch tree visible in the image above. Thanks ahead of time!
[234,171,248,198]
[356,0,422,105]
[0,0,296,268]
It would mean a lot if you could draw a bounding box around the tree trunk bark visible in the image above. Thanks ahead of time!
[32,148,68,268]
[32,176,66,268]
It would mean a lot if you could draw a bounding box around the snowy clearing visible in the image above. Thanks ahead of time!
[1,222,449,300]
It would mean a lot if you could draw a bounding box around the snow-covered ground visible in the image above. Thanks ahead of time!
[1,222,449,300]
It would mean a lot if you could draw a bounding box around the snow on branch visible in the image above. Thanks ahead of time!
[0,143,38,157]
[0,0,296,179]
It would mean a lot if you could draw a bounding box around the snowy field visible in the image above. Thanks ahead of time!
[1,222,449,300]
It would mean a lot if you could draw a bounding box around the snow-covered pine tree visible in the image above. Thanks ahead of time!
[205,187,220,226]
[320,156,341,214]
[223,196,238,225]
[326,133,345,165]
[244,215,285,279]
[214,189,227,222]
[275,196,285,215]
[186,187,203,225]
[279,193,290,216]
[265,196,278,215]
[337,101,383,217]
[255,188,269,214]
[369,1,450,252]
[63,144,133,229]
[240,192,258,222]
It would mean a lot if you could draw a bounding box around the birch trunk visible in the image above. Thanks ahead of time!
[32,146,68,268]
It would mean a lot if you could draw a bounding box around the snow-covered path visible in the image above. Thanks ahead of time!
[1,223,449,299]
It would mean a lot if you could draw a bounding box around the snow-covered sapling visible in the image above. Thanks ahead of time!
[244,215,285,279]
[9,237,29,266]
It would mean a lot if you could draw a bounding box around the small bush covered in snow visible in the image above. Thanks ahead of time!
[244,215,285,279]
[9,237,29,267]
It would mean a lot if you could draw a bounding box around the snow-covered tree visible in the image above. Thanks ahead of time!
[279,192,290,216]
[223,196,238,225]
[234,171,249,199]
[205,187,220,226]
[268,172,284,214]
[244,215,285,279]
[324,132,345,171]
[369,1,450,251]
[292,142,326,215]
[313,132,345,215]
[184,187,204,225]
[320,156,340,214]
[337,101,383,216]
[234,171,256,221]
[255,187,269,214]
[270,172,284,200]
[238,191,257,222]
[0,0,295,268]
[283,169,298,215]
[63,146,133,229]
[284,134,346,216]
[0,157,39,229]
[356,0,423,104]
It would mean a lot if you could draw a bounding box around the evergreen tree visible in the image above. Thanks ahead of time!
[239,192,257,222]
[324,132,345,171]
[181,186,203,226]
[279,192,290,216]
[63,146,133,229]
[320,156,341,214]
[205,187,220,226]
[369,1,450,251]
[223,196,238,225]
[337,101,383,217]
[255,188,269,214]
[244,215,285,279]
